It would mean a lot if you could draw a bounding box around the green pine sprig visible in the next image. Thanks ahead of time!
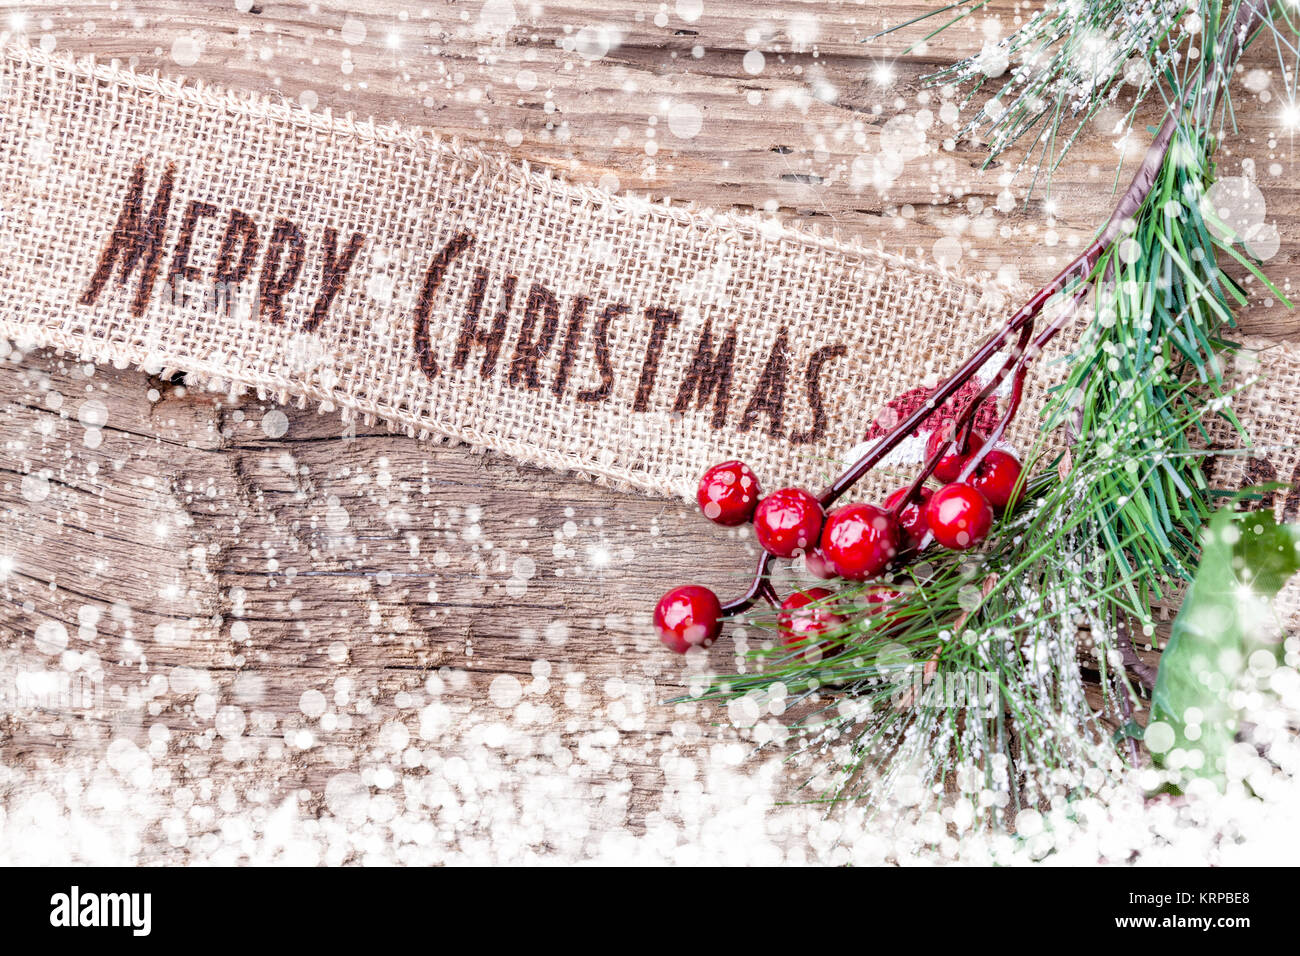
[687,0,1295,825]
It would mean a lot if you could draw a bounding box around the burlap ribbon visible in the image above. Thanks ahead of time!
[0,44,1296,510]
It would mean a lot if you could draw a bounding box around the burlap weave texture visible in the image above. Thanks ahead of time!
[0,44,1295,514]
[0,45,1042,503]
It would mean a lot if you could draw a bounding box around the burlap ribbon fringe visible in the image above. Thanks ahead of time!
[0,43,1296,511]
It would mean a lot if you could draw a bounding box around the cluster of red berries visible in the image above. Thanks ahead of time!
[653,428,1023,654]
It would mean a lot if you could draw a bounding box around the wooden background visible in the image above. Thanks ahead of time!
[1,1,1296,862]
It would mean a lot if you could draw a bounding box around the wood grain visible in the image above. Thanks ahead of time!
[0,1,1278,861]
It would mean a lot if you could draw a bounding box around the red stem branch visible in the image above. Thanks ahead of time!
[717,0,1273,619]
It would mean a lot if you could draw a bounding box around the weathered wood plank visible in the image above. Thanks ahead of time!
[33,1,1295,334]
[0,1,1283,861]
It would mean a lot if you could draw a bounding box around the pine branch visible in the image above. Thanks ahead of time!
[683,0,1293,826]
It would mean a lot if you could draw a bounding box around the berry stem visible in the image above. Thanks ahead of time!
[896,319,1037,521]
[955,285,1091,482]
[712,0,1271,622]
[720,553,778,616]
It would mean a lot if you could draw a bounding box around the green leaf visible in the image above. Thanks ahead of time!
[1112,719,1145,746]
[1148,508,1300,787]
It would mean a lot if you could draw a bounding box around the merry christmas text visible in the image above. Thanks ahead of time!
[79,159,847,443]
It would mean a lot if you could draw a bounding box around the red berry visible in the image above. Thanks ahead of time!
[654,585,724,653]
[865,585,903,607]
[969,450,1023,512]
[778,587,844,650]
[925,428,986,483]
[696,460,761,526]
[753,488,824,558]
[925,483,993,551]
[884,486,933,552]
[863,585,912,630]
[820,503,900,580]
